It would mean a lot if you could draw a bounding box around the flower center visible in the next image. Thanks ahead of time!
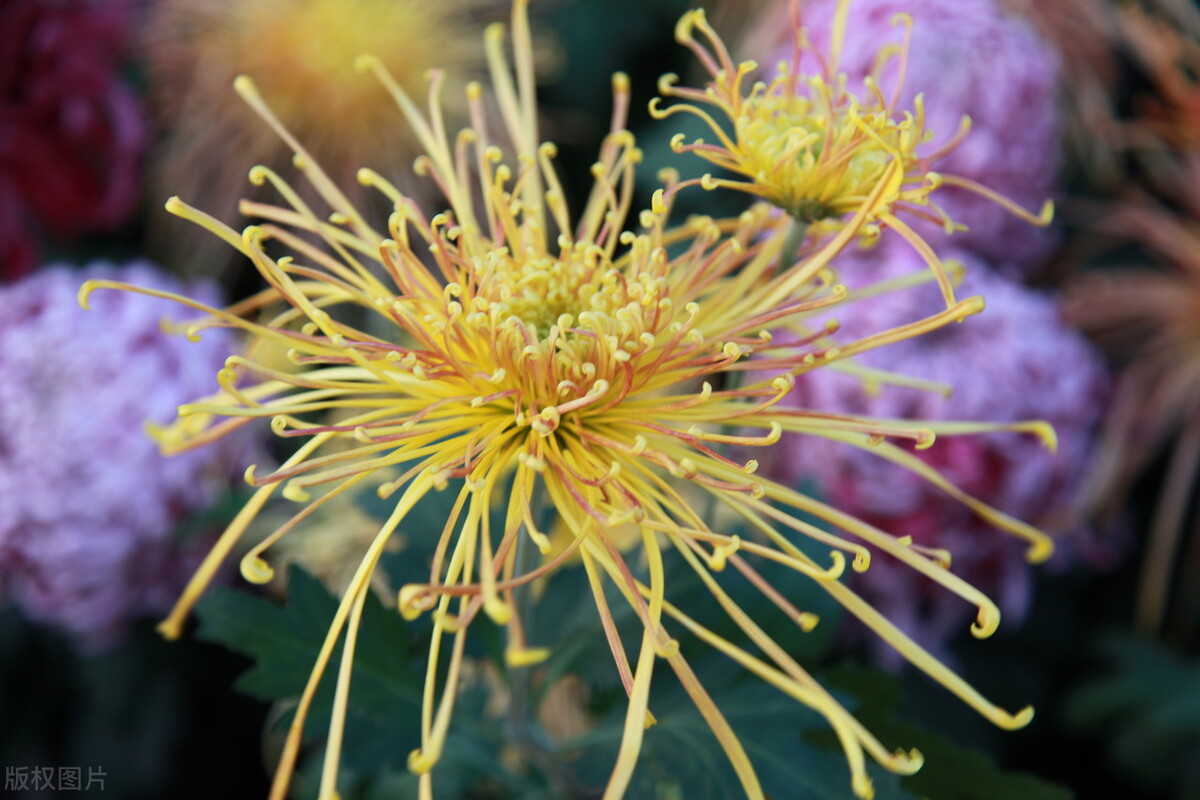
[433,240,676,426]
[483,248,630,338]
[737,88,901,221]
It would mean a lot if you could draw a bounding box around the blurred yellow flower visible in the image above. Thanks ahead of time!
[144,0,503,273]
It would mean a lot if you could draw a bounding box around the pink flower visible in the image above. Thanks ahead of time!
[746,0,1062,269]
[770,244,1106,662]
[0,0,145,280]
[0,263,253,649]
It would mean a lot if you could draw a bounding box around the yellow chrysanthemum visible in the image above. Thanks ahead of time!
[651,2,1054,309]
[144,0,506,274]
[86,2,1058,798]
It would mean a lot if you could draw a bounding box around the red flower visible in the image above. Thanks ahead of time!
[0,0,145,279]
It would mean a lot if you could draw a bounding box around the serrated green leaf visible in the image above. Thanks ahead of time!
[195,569,336,701]
[195,566,432,714]
[194,566,528,798]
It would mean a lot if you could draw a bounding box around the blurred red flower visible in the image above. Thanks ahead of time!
[0,0,145,279]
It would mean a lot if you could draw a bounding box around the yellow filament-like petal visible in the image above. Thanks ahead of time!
[602,630,658,800]
[160,433,332,640]
[268,470,435,800]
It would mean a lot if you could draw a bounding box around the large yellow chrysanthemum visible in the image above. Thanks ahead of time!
[85,2,1057,798]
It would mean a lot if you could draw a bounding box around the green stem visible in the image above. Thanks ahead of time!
[504,484,579,795]
[779,216,810,271]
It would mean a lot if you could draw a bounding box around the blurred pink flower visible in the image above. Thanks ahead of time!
[0,0,145,279]
[771,245,1107,662]
[0,263,252,649]
[744,0,1062,269]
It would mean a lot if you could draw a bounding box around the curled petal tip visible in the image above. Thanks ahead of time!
[77,281,98,310]
[156,618,184,641]
[822,550,847,580]
[282,482,311,503]
[1026,536,1054,565]
[970,604,1001,639]
[1001,705,1036,730]
[950,295,985,324]
[506,647,551,668]
[892,746,924,774]
[1037,199,1055,225]
[407,748,438,774]
[655,638,681,658]
[398,585,430,621]
[675,9,705,43]
[484,596,514,625]
[240,554,275,585]
[652,189,667,215]
[1033,421,1058,453]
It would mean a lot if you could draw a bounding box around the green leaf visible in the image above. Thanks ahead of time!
[565,672,914,800]
[194,567,505,794]
[1065,634,1200,795]
[194,564,430,723]
[195,567,340,703]
[822,667,1074,800]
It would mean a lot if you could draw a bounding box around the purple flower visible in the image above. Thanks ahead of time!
[770,244,1106,662]
[0,263,251,649]
[750,0,1062,269]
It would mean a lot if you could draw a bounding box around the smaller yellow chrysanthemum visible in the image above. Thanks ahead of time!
[651,1,1054,308]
